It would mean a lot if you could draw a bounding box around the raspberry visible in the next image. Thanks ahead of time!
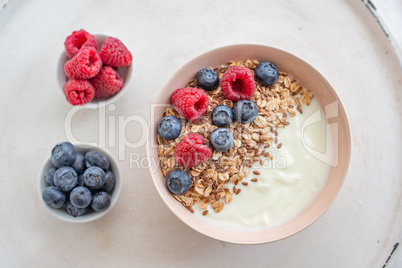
[63,79,95,105]
[64,47,102,79]
[90,66,124,99]
[99,37,132,67]
[220,66,256,101]
[170,88,209,122]
[64,29,97,58]
[174,133,212,168]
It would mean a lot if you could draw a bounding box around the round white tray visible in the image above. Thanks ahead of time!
[0,0,401,267]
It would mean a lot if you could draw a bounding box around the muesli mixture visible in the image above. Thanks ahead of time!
[157,59,313,215]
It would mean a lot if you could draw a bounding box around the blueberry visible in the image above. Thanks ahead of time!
[44,167,56,186]
[77,175,84,186]
[83,166,106,190]
[165,169,191,195]
[211,105,233,127]
[66,201,87,217]
[158,116,182,140]
[233,100,258,124]
[91,192,111,212]
[51,142,76,168]
[101,171,115,193]
[42,186,66,208]
[85,151,110,170]
[71,152,85,175]
[70,186,92,208]
[209,128,234,152]
[53,167,78,192]
[255,61,279,86]
[197,68,219,91]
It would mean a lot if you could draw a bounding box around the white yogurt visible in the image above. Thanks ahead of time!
[194,98,334,231]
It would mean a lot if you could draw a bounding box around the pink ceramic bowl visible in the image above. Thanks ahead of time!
[147,44,351,244]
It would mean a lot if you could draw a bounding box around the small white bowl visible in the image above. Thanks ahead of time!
[57,33,134,107]
[38,143,122,223]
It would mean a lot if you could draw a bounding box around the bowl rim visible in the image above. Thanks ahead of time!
[57,33,134,108]
[38,142,123,223]
[146,43,351,244]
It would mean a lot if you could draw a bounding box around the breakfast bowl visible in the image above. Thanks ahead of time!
[147,44,351,244]
[57,32,134,107]
[38,142,122,223]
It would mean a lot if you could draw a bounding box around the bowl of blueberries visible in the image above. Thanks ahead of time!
[38,142,122,223]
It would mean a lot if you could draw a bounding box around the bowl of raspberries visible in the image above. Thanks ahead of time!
[38,142,122,222]
[57,29,133,106]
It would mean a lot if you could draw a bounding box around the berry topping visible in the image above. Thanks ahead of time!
[170,87,209,122]
[158,115,182,140]
[70,186,92,208]
[211,105,233,127]
[51,142,76,168]
[64,47,102,79]
[42,186,67,209]
[99,37,132,67]
[209,128,234,152]
[85,151,110,170]
[66,201,87,217]
[91,192,111,212]
[165,169,191,195]
[83,166,106,190]
[174,133,212,168]
[255,61,279,86]
[90,66,124,99]
[197,68,219,91]
[63,79,95,106]
[220,66,255,101]
[64,29,97,58]
[53,167,78,192]
[233,100,259,124]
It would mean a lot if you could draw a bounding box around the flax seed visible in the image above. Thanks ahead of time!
[253,171,260,175]
[297,106,303,114]
[242,182,248,186]
[251,178,258,182]
[202,210,208,216]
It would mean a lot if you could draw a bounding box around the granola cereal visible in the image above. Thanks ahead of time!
[157,59,313,214]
